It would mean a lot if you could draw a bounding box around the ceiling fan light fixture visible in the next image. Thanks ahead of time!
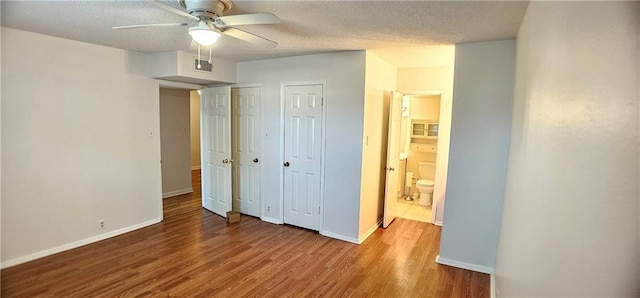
[188,25,221,46]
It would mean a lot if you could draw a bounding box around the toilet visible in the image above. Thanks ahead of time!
[416,162,436,206]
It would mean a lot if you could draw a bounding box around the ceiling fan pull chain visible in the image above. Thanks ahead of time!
[197,44,202,69]
[209,46,212,64]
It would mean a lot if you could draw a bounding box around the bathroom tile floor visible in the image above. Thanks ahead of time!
[397,196,432,223]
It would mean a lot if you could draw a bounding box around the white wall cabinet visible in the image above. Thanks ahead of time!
[411,120,439,139]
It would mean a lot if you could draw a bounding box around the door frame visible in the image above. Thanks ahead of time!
[230,83,264,218]
[397,89,449,225]
[279,81,327,230]
[156,79,207,221]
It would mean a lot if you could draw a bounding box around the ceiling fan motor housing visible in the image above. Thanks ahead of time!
[179,0,233,20]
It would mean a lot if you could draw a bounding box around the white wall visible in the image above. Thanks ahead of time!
[0,6,3,262]
[148,51,236,85]
[1,28,162,267]
[190,91,201,170]
[236,52,366,241]
[160,88,192,198]
[438,40,515,273]
[359,51,396,240]
[495,2,639,296]
[397,64,455,224]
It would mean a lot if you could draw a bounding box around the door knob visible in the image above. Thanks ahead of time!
[229,159,234,163]
[388,167,395,171]
[284,161,290,167]
[222,159,229,164]
[253,158,259,163]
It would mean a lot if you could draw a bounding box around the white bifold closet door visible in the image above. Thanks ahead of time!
[231,87,261,217]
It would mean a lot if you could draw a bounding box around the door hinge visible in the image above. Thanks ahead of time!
[318,206,321,214]
[321,98,324,106]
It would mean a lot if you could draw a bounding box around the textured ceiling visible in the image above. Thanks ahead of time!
[1,0,529,63]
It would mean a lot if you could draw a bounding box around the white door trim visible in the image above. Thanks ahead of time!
[280,80,327,230]
[154,85,164,222]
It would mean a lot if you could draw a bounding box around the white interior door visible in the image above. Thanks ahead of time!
[200,86,232,217]
[232,87,261,217]
[283,84,323,231]
[383,91,403,228]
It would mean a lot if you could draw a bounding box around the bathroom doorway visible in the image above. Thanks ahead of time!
[384,90,451,226]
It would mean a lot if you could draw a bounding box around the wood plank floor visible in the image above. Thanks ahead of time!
[162,169,202,219]
[1,170,489,297]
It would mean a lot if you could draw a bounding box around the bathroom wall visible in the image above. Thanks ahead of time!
[410,95,440,120]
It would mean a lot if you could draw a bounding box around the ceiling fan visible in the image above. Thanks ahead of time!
[113,0,280,48]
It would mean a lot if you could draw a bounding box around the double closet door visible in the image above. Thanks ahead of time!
[200,86,261,218]
[200,83,325,232]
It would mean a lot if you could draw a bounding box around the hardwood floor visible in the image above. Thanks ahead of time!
[163,169,202,219]
[1,170,490,297]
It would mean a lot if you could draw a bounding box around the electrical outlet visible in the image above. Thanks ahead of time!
[99,220,105,229]
[267,206,271,212]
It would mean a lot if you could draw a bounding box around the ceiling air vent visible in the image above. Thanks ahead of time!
[194,58,213,72]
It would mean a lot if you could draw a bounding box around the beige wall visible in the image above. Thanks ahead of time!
[495,2,639,296]
[160,88,192,198]
[189,91,200,170]
[409,95,440,120]
[359,51,396,239]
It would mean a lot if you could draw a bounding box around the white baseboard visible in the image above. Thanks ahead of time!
[320,230,359,244]
[260,216,282,225]
[433,220,443,226]
[191,165,201,170]
[491,273,496,298]
[358,219,382,244]
[162,187,193,199]
[1,217,162,269]
[435,255,494,274]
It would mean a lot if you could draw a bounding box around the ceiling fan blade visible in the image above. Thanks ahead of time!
[215,13,280,28]
[223,28,278,49]
[112,23,189,30]
[150,0,199,21]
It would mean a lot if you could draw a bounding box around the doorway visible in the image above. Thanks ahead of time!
[383,90,451,227]
[158,84,204,219]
